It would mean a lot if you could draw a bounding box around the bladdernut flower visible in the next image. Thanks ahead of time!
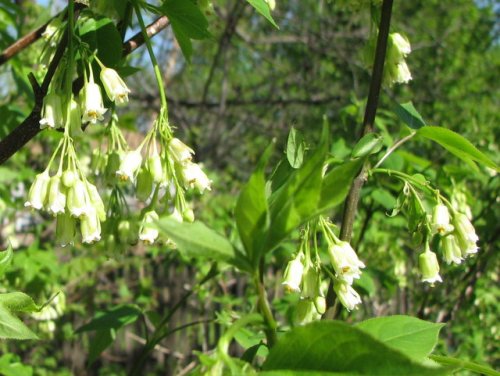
[169,138,194,164]
[80,79,107,124]
[81,207,101,244]
[432,204,454,235]
[453,213,479,256]
[139,210,160,245]
[333,279,362,311]
[282,253,304,293]
[25,171,51,210]
[419,250,442,284]
[327,241,365,284]
[182,162,211,193]
[116,150,143,181]
[45,175,67,216]
[100,67,130,105]
[40,92,64,130]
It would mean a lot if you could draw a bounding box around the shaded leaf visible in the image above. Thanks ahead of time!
[236,143,273,267]
[78,15,122,67]
[75,304,141,333]
[395,102,426,129]
[0,245,13,276]
[356,315,444,362]
[0,293,40,340]
[263,321,448,375]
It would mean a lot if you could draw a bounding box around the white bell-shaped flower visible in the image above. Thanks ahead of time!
[100,67,130,105]
[139,210,159,245]
[419,250,442,284]
[431,204,454,235]
[169,138,194,164]
[45,175,67,215]
[327,241,365,284]
[182,162,211,193]
[25,171,51,210]
[116,150,143,181]
[80,79,107,124]
[333,279,362,311]
[81,207,101,244]
[441,235,463,265]
[282,253,304,293]
[40,92,64,129]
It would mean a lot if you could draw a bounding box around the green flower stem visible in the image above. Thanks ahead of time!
[64,0,75,136]
[429,355,500,376]
[134,3,168,112]
[254,267,278,348]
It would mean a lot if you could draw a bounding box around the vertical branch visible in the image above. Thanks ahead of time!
[339,0,393,242]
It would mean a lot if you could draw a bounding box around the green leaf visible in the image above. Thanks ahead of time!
[246,0,279,28]
[0,245,13,276]
[266,125,328,252]
[235,144,273,267]
[317,158,364,213]
[87,329,115,365]
[356,315,445,362]
[417,126,497,170]
[75,305,142,333]
[263,321,448,375]
[287,127,305,168]
[78,14,122,67]
[0,354,33,376]
[351,133,383,158]
[159,0,211,61]
[395,102,426,129]
[0,293,40,340]
[156,218,245,269]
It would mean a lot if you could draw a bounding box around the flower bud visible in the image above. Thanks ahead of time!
[62,170,76,188]
[265,0,276,11]
[81,208,101,244]
[282,253,304,293]
[295,299,320,325]
[431,204,454,235]
[25,171,50,210]
[39,92,64,129]
[301,266,321,299]
[147,154,164,183]
[100,67,130,105]
[182,162,211,193]
[327,241,365,284]
[116,150,142,181]
[66,179,90,218]
[139,210,159,245]
[136,168,154,201]
[87,183,106,222]
[56,212,76,247]
[418,251,442,284]
[182,208,195,223]
[169,138,194,164]
[442,235,463,265]
[80,80,107,124]
[333,279,362,311]
[68,97,83,137]
[314,296,326,315]
[45,176,66,215]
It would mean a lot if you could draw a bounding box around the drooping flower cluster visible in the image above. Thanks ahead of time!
[281,217,365,321]
[25,138,105,246]
[364,31,412,86]
[417,198,479,284]
[39,58,129,131]
[385,32,413,85]
[321,217,365,311]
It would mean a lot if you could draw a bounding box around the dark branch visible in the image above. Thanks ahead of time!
[339,0,393,242]
[0,15,170,166]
